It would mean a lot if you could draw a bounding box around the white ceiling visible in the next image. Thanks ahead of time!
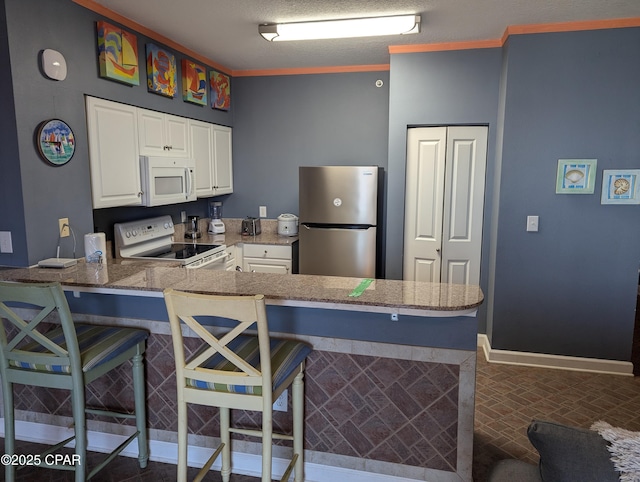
[93,0,640,73]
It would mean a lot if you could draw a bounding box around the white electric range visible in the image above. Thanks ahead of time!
[114,215,227,269]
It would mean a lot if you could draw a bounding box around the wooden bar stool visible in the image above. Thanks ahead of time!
[163,289,312,482]
[0,281,149,482]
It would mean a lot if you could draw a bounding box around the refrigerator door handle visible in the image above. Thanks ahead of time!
[302,223,374,230]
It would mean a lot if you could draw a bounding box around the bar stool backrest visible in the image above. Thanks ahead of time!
[0,281,82,379]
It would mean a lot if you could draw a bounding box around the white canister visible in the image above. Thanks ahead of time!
[277,214,299,236]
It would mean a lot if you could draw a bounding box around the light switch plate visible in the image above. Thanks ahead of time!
[259,206,267,218]
[0,231,12,253]
[526,215,539,232]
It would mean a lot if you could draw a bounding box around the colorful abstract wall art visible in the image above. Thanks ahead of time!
[146,43,177,97]
[181,59,207,105]
[210,71,230,111]
[97,21,139,85]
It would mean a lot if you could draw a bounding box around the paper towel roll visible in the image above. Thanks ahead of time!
[84,232,106,263]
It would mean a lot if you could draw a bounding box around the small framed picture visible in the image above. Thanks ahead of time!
[600,169,640,205]
[556,159,597,194]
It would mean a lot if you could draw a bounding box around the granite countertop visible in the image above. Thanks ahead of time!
[0,259,484,315]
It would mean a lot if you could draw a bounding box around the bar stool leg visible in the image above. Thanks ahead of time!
[262,407,273,482]
[293,371,305,482]
[177,395,188,482]
[3,379,15,482]
[71,382,87,482]
[133,351,149,468]
[220,407,231,482]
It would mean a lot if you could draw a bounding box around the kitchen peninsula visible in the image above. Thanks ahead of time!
[0,261,483,482]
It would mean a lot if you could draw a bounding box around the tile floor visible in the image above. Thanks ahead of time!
[3,347,640,481]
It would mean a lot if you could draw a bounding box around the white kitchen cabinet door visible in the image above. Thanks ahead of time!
[86,96,142,208]
[190,121,233,197]
[138,109,190,158]
[404,126,487,285]
[212,125,233,195]
[190,119,215,197]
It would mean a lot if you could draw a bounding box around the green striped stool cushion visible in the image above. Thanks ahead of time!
[186,335,312,395]
[9,324,148,373]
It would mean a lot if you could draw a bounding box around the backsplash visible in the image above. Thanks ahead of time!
[173,218,279,238]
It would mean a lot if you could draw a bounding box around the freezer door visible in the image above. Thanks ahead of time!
[299,225,376,278]
[299,166,378,225]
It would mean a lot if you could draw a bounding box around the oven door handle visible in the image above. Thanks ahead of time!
[185,250,227,269]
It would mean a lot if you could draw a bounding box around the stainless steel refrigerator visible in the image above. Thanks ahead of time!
[299,166,379,278]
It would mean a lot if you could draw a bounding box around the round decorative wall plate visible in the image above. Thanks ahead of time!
[36,119,75,166]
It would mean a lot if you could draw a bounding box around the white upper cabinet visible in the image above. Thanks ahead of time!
[138,110,190,158]
[86,96,233,208]
[189,120,233,197]
[86,96,142,208]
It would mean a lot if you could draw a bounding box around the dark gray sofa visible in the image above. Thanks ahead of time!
[487,420,619,482]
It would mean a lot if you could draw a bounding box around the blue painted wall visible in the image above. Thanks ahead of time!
[491,29,640,360]
[0,0,25,265]
[228,72,390,219]
[385,48,504,333]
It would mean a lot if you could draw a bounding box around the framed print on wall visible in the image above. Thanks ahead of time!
[146,43,177,97]
[181,59,207,105]
[97,21,140,86]
[210,70,230,111]
[601,169,640,205]
[555,159,597,194]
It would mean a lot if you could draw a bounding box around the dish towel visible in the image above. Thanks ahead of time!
[592,421,640,482]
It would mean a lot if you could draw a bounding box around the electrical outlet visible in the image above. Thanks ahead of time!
[59,218,70,237]
[0,231,13,253]
[259,205,267,218]
[273,389,287,412]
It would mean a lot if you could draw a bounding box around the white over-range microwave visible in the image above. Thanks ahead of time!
[140,156,196,207]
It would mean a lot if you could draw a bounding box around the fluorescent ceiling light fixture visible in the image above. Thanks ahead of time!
[259,14,421,41]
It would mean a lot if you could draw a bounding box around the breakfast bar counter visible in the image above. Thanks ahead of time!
[0,261,483,482]
[0,259,483,314]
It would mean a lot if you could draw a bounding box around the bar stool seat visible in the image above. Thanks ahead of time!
[163,289,312,482]
[0,281,149,482]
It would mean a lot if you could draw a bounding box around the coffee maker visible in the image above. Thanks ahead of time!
[208,201,225,234]
[185,215,201,239]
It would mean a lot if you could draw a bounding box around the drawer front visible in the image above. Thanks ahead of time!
[242,244,291,259]
[244,258,291,274]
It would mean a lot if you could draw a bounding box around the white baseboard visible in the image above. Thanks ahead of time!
[2,420,420,482]
[477,334,634,376]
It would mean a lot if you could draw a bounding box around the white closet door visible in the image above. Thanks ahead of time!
[403,127,447,282]
[403,126,487,284]
[441,126,487,284]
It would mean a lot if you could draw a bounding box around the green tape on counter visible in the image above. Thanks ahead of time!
[348,278,374,298]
